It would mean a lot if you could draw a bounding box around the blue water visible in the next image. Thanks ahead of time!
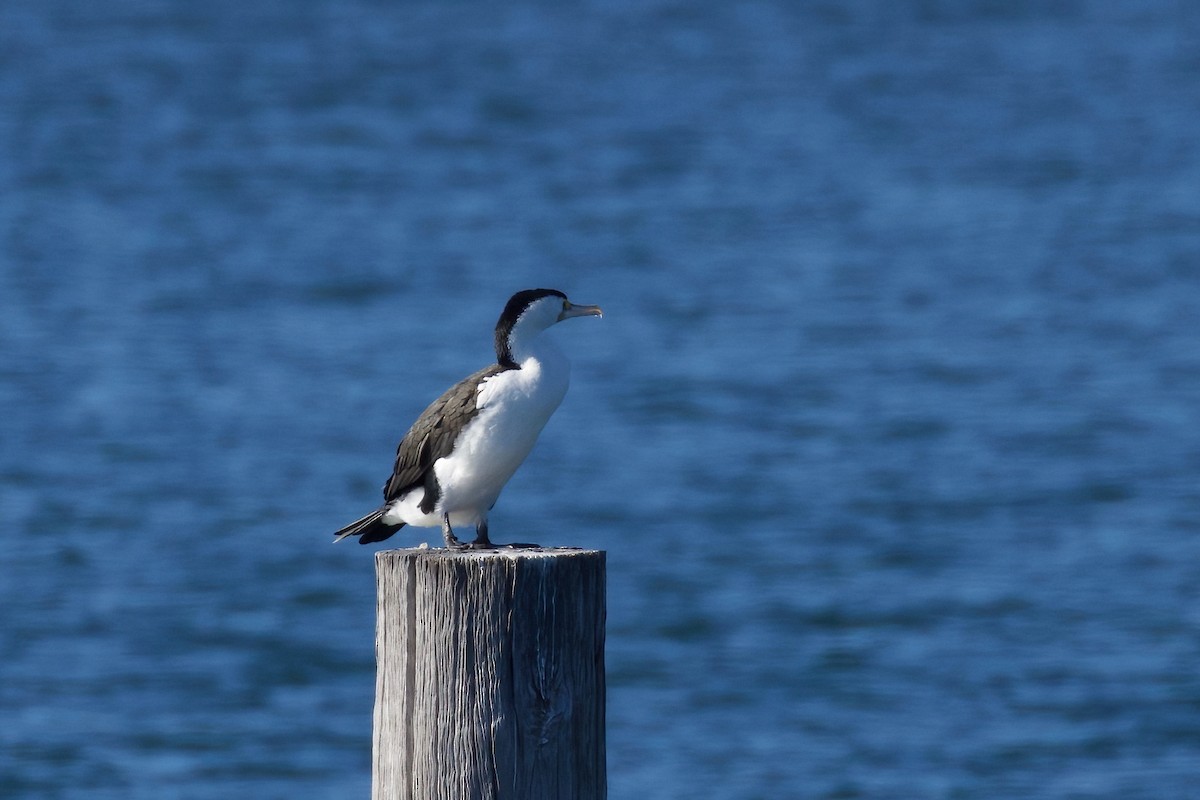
[3,2,1199,797]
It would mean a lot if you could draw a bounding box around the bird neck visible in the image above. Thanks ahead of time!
[495,310,556,369]
[498,328,563,371]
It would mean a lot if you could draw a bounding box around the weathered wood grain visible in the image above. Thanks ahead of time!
[373,548,606,800]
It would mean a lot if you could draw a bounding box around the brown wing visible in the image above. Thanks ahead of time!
[382,364,509,502]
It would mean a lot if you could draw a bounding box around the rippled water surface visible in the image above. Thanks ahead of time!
[3,2,1199,798]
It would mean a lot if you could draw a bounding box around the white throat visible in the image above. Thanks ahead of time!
[505,312,561,366]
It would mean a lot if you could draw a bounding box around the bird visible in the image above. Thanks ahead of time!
[334,288,603,549]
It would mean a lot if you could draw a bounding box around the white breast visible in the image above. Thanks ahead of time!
[386,342,570,529]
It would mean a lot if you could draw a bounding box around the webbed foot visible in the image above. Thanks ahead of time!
[467,520,539,550]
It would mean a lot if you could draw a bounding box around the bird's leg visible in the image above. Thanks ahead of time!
[459,518,539,550]
[441,513,466,550]
[469,519,495,549]
[472,518,540,550]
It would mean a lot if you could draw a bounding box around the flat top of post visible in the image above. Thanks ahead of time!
[375,547,604,562]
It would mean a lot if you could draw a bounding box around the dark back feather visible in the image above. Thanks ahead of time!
[381,363,510,502]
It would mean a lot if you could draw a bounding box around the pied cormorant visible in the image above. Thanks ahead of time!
[334,288,603,549]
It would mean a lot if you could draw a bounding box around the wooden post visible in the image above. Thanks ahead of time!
[372,548,606,800]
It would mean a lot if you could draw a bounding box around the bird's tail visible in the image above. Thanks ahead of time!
[333,508,406,545]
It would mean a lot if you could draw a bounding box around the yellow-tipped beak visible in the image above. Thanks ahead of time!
[559,302,604,321]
